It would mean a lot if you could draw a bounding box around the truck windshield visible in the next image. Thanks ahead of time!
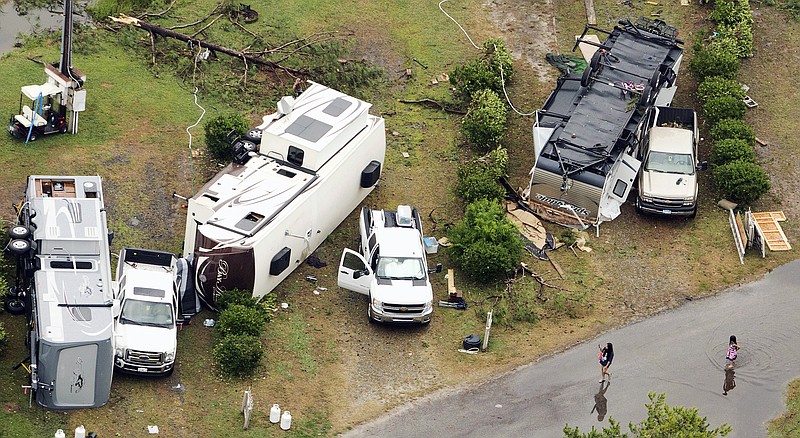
[376,257,425,280]
[645,151,694,175]
[119,299,174,328]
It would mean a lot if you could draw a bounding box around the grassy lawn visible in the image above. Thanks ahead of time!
[0,0,797,436]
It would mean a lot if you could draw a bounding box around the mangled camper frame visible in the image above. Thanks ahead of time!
[527,18,684,229]
[9,176,114,409]
[182,81,386,306]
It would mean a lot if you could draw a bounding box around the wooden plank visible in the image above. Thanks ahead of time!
[549,255,565,279]
[584,0,596,25]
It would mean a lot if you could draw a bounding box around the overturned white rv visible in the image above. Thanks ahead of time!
[182,81,386,307]
[8,176,114,409]
[527,18,684,229]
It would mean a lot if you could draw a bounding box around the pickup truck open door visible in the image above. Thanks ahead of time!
[337,249,371,295]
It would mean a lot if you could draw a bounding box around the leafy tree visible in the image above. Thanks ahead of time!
[564,392,732,437]
[0,322,7,356]
[713,159,771,205]
[450,39,514,100]
[447,199,522,280]
[461,89,508,150]
[204,113,250,161]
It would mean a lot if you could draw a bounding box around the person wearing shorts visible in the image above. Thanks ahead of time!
[598,342,614,383]
[726,335,740,368]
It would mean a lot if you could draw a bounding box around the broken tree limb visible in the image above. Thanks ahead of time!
[109,14,308,77]
[399,98,467,115]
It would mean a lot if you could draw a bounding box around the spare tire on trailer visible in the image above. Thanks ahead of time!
[4,298,25,315]
[8,225,30,240]
[8,239,31,255]
[580,67,593,88]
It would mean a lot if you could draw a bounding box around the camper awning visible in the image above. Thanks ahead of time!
[21,83,62,100]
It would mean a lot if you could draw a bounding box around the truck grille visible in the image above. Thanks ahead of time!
[126,349,164,366]
[651,197,684,207]
[382,302,426,314]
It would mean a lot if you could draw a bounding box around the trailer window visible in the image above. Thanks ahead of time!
[50,261,93,269]
[612,179,628,198]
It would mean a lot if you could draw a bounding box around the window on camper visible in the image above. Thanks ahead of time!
[612,179,628,198]
[119,299,174,328]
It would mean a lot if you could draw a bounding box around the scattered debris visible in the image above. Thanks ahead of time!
[203,319,215,327]
[751,211,791,251]
[457,348,479,354]
[316,286,328,291]
[402,151,410,158]
[446,269,462,302]
[305,254,327,268]
[755,137,769,147]
[305,275,317,283]
[437,236,451,247]
[398,98,467,115]
[717,199,738,211]
[412,57,428,69]
[438,300,467,309]
[280,302,289,309]
[743,95,758,108]
[147,425,159,434]
[312,290,320,295]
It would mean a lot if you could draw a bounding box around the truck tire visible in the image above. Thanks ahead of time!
[580,67,592,88]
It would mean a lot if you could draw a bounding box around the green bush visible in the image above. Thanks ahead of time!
[216,289,258,312]
[0,322,7,355]
[710,118,756,146]
[461,89,508,150]
[204,113,250,161]
[450,39,514,100]
[212,334,264,377]
[455,147,509,203]
[697,76,746,104]
[716,23,754,58]
[216,304,266,338]
[703,95,746,125]
[447,199,523,280]
[689,37,740,80]
[711,138,756,167]
[711,0,754,27]
[713,159,771,205]
[456,162,505,203]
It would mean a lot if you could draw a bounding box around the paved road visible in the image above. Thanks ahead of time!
[344,260,800,437]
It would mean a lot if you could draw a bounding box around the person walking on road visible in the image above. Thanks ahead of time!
[598,342,614,383]
[726,335,740,369]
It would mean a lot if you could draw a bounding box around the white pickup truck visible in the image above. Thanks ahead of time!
[337,206,440,324]
[113,248,180,376]
[635,106,707,218]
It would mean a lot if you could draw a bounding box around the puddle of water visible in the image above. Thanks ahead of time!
[0,2,64,55]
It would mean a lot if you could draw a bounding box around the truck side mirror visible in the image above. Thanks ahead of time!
[697,161,708,171]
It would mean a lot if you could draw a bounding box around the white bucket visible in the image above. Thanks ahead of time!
[54,430,65,438]
[270,404,281,423]
[280,410,292,430]
[74,425,86,438]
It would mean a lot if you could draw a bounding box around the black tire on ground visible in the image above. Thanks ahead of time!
[590,50,601,72]
[8,239,31,255]
[29,133,37,141]
[5,298,25,315]
[9,225,30,240]
[367,302,377,324]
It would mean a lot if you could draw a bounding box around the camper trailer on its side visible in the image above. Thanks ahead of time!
[9,176,114,409]
[182,81,386,307]
[527,18,684,230]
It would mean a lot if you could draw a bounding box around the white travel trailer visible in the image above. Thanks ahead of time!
[527,18,684,230]
[7,176,114,409]
[182,81,386,307]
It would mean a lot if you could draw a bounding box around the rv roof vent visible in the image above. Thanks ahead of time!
[277,96,296,116]
[396,205,412,227]
[83,181,97,196]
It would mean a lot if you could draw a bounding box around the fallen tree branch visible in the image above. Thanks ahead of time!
[109,14,308,77]
[169,3,224,30]
[399,98,466,115]
[139,0,177,19]
[191,13,224,39]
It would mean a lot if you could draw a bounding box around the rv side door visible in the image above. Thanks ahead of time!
[608,154,641,203]
[358,207,371,255]
[337,249,371,295]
